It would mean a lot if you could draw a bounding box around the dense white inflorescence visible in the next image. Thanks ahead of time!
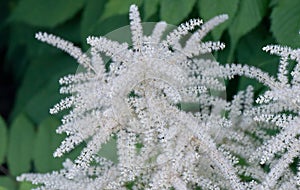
[17,4,300,190]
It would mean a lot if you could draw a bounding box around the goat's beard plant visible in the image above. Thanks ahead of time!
[17,4,300,190]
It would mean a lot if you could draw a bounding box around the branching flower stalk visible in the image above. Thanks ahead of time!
[17,4,300,190]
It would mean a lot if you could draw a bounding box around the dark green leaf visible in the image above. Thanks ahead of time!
[160,0,196,24]
[50,16,82,44]
[5,23,34,81]
[0,177,16,190]
[0,116,7,164]
[10,53,77,123]
[93,14,129,36]
[237,25,277,68]
[11,0,85,27]
[7,114,35,176]
[33,117,65,173]
[237,25,279,92]
[143,0,159,20]
[0,186,8,190]
[271,0,300,48]
[198,0,239,40]
[7,19,80,81]
[18,182,37,190]
[269,0,279,7]
[24,77,64,124]
[81,0,106,47]
[228,0,268,61]
[101,0,143,20]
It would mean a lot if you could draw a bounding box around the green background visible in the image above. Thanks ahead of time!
[0,0,299,189]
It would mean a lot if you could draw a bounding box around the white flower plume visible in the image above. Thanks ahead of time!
[17,4,300,190]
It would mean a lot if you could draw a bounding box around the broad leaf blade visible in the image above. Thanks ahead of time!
[33,117,65,173]
[7,114,35,176]
[0,186,7,190]
[11,0,85,27]
[198,0,239,40]
[18,182,37,190]
[24,78,63,124]
[0,177,16,190]
[81,0,106,47]
[101,0,142,20]
[143,0,159,20]
[11,53,77,123]
[160,0,196,24]
[228,0,268,61]
[237,25,279,93]
[271,0,300,47]
[93,15,129,37]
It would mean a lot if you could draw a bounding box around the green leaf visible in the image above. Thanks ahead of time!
[198,0,239,40]
[93,14,130,37]
[6,19,80,81]
[101,0,143,20]
[0,116,7,164]
[269,0,279,7]
[271,0,300,48]
[237,25,277,68]
[228,0,268,61]
[18,182,37,190]
[0,186,8,190]
[143,0,159,20]
[0,177,16,190]
[33,116,83,171]
[81,0,106,47]
[11,0,85,28]
[33,117,65,172]
[49,16,82,44]
[11,53,77,123]
[7,114,35,176]
[5,23,34,81]
[160,0,196,24]
[24,78,63,124]
[237,25,279,92]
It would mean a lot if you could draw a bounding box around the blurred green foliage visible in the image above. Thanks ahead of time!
[0,0,299,189]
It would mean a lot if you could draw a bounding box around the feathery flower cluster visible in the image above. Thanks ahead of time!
[17,4,300,190]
